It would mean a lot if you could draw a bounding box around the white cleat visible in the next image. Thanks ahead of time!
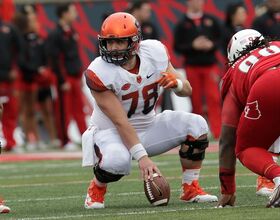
[84,181,106,209]
[256,187,273,197]
[84,194,105,209]
[256,176,274,197]
[180,181,218,203]
[0,204,10,214]
[183,194,218,203]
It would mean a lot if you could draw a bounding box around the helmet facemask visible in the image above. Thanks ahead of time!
[99,34,141,66]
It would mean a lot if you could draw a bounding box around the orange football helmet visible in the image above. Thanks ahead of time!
[98,12,142,65]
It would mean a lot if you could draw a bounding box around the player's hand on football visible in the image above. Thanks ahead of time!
[216,194,236,208]
[138,156,161,181]
[157,72,178,89]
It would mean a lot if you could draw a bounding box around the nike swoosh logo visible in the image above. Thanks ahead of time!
[146,72,156,79]
[152,181,163,197]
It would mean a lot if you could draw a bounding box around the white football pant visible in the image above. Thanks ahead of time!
[82,110,208,175]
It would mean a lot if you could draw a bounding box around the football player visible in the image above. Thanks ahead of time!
[217,29,280,208]
[0,103,11,214]
[82,12,218,209]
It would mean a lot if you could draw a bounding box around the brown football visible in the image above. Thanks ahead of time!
[144,173,170,206]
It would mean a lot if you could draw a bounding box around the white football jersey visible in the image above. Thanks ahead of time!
[85,40,169,131]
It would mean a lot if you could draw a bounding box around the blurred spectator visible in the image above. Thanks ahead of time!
[128,0,159,40]
[0,9,23,152]
[24,5,60,149]
[173,0,222,140]
[221,2,247,56]
[14,5,58,150]
[0,104,11,214]
[255,2,268,18]
[47,3,87,150]
[94,12,111,58]
[128,0,173,111]
[252,0,280,38]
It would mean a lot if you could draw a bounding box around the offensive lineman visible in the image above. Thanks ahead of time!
[82,12,217,209]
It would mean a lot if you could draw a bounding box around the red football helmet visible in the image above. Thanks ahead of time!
[98,12,142,65]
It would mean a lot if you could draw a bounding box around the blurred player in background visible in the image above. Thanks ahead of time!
[0,103,11,214]
[252,0,280,39]
[82,12,217,209]
[0,6,23,152]
[13,5,57,151]
[20,5,59,150]
[174,0,222,140]
[217,29,280,208]
[128,0,159,40]
[47,3,87,150]
[221,2,247,57]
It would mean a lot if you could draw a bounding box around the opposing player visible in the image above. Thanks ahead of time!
[0,103,11,214]
[82,12,218,209]
[218,29,280,208]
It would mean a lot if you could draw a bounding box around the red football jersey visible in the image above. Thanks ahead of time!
[221,41,280,107]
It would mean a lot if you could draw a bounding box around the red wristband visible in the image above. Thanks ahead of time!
[219,167,236,194]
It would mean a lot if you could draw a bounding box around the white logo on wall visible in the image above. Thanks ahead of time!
[244,100,261,120]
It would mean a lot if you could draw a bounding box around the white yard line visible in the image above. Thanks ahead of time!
[6,184,256,203]
[0,173,256,188]
[16,204,257,220]
[0,165,220,180]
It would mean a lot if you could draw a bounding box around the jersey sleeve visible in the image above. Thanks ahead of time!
[139,40,169,71]
[84,69,108,92]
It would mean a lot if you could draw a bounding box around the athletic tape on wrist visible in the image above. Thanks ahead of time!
[172,79,183,93]
[129,143,148,161]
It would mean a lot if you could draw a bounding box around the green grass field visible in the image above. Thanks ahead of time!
[1,152,280,220]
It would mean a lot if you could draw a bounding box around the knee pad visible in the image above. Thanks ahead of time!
[93,164,124,183]
[179,138,209,161]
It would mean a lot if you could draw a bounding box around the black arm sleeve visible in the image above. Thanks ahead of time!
[17,39,39,75]
[11,26,26,71]
[47,32,65,85]
[173,21,193,55]
[210,17,222,52]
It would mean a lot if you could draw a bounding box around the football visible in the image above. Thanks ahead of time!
[144,173,170,206]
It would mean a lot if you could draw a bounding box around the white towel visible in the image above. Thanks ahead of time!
[82,126,98,167]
